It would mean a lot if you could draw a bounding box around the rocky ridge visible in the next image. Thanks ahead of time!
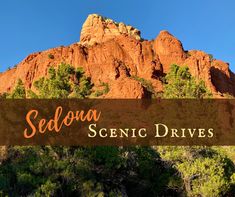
[0,14,234,98]
[80,14,141,45]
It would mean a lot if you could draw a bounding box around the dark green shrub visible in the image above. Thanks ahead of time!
[48,54,54,59]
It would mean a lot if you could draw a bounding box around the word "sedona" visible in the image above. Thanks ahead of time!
[24,106,101,139]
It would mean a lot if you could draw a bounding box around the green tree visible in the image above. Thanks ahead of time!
[163,64,212,98]
[90,82,110,98]
[157,146,235,197]
[29,63,93,99]
[7,79,26,99]
[0,92,9,98]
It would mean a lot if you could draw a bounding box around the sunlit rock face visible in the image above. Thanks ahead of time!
[80,14,141,46]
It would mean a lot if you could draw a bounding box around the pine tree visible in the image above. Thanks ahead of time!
[163,64,212,98]
[29,63,93,99]
[7,79,26,99]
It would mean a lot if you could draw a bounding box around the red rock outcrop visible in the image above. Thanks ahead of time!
[0,14,234,98]
[210,60,235,95]
[154,30,235,96]
[80,14,141,46]
[105,78,147,99]
[154,30,187,72]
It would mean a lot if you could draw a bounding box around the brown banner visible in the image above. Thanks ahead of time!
[0,99,235,146]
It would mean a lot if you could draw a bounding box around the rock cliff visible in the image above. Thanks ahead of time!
[0,14,234,98]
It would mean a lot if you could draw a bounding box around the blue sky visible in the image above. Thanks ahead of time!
[0,0,235,72]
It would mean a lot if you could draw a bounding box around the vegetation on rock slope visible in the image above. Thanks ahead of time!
[0,64,235,196]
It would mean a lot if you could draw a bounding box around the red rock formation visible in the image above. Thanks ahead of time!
[105,78,146,99]
[154,30,186,72]
[80,14,141,46]
[0,14,234,98]
[210,60,235,95]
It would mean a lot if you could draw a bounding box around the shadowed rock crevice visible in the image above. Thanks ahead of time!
[210,67,235,95]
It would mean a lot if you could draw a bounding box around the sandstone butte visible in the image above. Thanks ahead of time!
[0,13,235,98]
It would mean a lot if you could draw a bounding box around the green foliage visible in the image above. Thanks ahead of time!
[91,82,110,97]
[123,147,182,196]
[27,89,38,99]
[29,63,93,99]
[35,180,58,197]
[178,156,230,197]
[0,93,9,99]
[186,51,192,58]
[131,76,156,98]
[69,67,93,98]
[48,54,54,59]
[209,54,214,61]
[163,64,212,98]
[0,146,180,196]
[7,79,26,99]
[157,146,235,197]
